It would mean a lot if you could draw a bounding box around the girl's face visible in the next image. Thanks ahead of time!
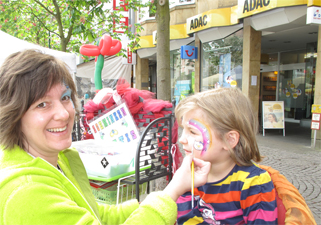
[21,83,75,160]
[179,108,227,163]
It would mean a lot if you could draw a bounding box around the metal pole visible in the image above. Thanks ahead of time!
[313,130,317,148]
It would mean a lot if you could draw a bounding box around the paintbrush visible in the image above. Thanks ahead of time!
[191,140,203,208]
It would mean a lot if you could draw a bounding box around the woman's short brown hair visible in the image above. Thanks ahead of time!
[175,88,261,166]
[0,49,79,151]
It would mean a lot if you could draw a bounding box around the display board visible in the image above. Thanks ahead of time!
[88,102,140,143]
[262,101,285,136]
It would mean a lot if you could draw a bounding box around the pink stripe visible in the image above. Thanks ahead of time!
[177,209,191,218]
[244,208,278,222]
[215,209,243,220]
[176,195,192,204]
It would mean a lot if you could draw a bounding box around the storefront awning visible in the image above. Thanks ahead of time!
[137,36,194,59]
[249,5,307,32]
[197,24,243,43]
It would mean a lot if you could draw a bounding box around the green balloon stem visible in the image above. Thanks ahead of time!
[95,54,104,90]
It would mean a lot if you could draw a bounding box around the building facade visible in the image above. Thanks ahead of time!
[135,0,321,149]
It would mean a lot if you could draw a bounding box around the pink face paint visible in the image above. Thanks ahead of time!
[187,119,212,155]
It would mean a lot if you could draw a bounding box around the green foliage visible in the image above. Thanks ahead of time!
[0,0,150,56]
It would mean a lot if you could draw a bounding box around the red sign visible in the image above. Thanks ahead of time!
[113,0,129,33]
[127,47,132,64]
[311,113,321,130]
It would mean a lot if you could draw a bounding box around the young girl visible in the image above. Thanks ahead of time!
[175,88,278,225]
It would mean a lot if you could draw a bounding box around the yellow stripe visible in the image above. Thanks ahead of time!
[170,24,189,39]
[211,164,272,189]
[277,0,307,7]
[137,35,155,49]
[184,216,204,225]
[242,172,272,190]
[212,170,250,186]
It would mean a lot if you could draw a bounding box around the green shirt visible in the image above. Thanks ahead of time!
[0,145,177,225]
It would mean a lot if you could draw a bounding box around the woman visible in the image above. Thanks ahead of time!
[0,49,210,225]
[266,113,279,128]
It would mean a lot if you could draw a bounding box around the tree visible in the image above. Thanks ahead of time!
[155,0,170,101]
[0,0,149,56]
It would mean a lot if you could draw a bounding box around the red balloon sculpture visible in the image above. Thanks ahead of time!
[80,34,122,90]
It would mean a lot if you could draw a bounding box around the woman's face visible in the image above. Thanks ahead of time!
[268,114,274,122]
[21,83,75,159]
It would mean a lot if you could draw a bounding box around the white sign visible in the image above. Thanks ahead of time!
[262,101,285,129]
[89,102,140,143]
[122,52,136,65]
[251,75,257,86]
[307,6,321,25]
[311,121,320,130]
[312,113,321,122]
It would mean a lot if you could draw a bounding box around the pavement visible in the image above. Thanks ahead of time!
[257,122,321,224]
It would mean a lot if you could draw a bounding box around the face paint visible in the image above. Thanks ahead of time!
[193,141,203,151]
[62,88,74,108]
[187,119,212,154]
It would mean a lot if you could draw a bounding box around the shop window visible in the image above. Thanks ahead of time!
[201,29,243,91]
[170,42,196,104]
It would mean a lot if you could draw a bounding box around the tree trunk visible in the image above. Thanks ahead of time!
[156,0,170,101]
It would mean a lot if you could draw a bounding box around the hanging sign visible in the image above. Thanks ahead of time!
[307,6,321,25]
[122,47,136,65]
[113,0,129,33]
[181,45,198,59]
[311,104,321,113]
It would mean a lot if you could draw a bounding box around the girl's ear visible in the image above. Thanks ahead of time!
[225,130,240,149]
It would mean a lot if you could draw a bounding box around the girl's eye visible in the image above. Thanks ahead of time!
[37,102,47,108]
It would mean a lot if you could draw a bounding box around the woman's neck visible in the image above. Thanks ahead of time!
[27,149,59,167]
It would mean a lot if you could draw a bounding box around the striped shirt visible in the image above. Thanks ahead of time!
[177,163,278,225]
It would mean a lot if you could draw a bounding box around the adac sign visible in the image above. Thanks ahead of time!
[238,0,277,18]
[181,45,198,59]
[186,7,236,35]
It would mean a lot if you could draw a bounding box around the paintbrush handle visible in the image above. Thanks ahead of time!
[191,160,194,208]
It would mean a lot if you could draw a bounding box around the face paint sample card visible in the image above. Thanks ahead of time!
[89,102,140,144]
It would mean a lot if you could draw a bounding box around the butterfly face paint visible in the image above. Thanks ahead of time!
[187,119,212,155]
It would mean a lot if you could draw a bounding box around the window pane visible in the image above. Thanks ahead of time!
[171,43,196,104]
[201,29,243,91]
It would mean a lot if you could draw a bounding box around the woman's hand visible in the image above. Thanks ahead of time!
[163,155,210,202]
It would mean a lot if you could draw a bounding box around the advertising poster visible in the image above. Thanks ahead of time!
[262,101,285,129]
[174,80,191,103]
[219,53,234,88]
[89,102,140,143]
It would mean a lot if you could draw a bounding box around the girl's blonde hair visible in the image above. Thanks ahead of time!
[175,88,261,166]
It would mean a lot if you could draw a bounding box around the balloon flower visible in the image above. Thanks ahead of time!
[80,34,122,90]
